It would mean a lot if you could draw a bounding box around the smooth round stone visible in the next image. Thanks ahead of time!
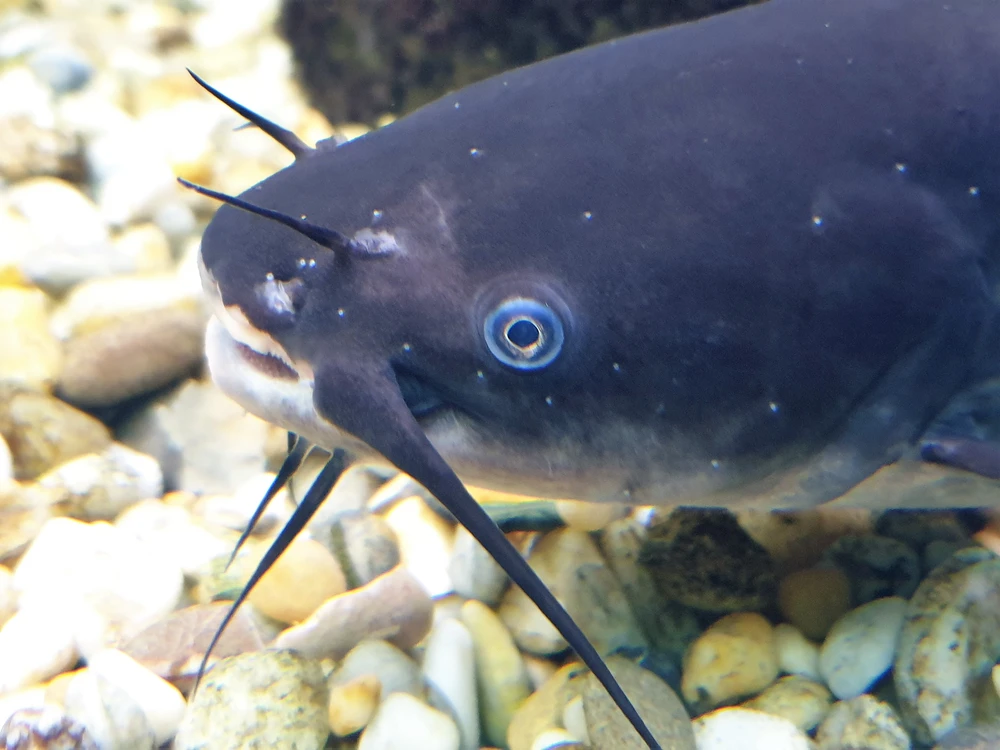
[682,612,779,712]
[0,705,98,750]
[743,675,832,733]
[329,673,381,737]
[0,386,111,481]
[736,508,873,572]
[815,694,910,750]
[248,536,347,625]
[640,509,777,612]
[692,707,812,750]
[820,596,907,700]
[86,649,186,747]
[274,565,433,660]
[773,623,821,681]
[333,639,422,699]
[894,548,1000,744]
[358,693,460,750]
[423,617,478,750]
[12,517,184,657]
[778,567,852,640]
[460,599,531,747]
[383,495,455,598]
[114,500,231,578]
[499,527,646,657]
[63,669,156,750]
[530,728,585,749]
[875,510,970,551]
[0,609,78,694]
[86,127,177,228]
[174,650,329,750]
[28,44,93,93]
[0,287,63,394]
[448,523,508,606]
[109,223,173,274]
[35,443,163,521]
[820,534,921,603]
[329,511,401,588]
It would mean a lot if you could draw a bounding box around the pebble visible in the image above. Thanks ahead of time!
[423,617,478,750]
[328,510,401,589]
[0,705,98,750]
[12,517,184,657]
[0,483,55,561]
[681,612,779,713]
[499,527,646,657]
[460,599,532,747]
[448,523,509,606]
[773,623,821,681]
[736,507,873,572]
[554,499,627,531]
[692,707,812,750]
[820,534,921,603]
[0,436,12,493]
[63,669,156,750]
[114,499,230,577]
[894,548,1000,745]
[640,509,777,612]
[0,287,63,394]
[358,692,460,750]
[384,495,455,598]
[778,567,852,640]
[815,694,910,750]
[0,609,78,694]
[196,471,292,536]
[0,566,14,628]
[819,596,906,700]
[174,650,329,750]
[333,639,422,699]
[85,648,186,747]
[248,536,348,624]
[329,673,381,737]
[743,674,832,733]
[35,443,163,521]
[274,565,433,660]
[0,385,111,481]
[530,728,584,749]
[52,273,206,408]
[933,724,1000,750]
[28,43,93,93]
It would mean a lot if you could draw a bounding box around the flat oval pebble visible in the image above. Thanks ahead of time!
[815,694,910,750]
[693,707,812,750]
[423,617,479,750]
[682,612,779,712]
[248,536,347,624]
[0,705,98,750]
[743,674,832,733]
[174,650,329,750]
[274,565,433,660]
[0,609,78,694]
[383,495,455,598]
[358,692,460,750]
[820,534,921,603]
[328,673,381,737]
[329,510,401,589]
[778,567,852,640]
[0,287,63,394]
[333,639,422,698]
[114,499,231,577]
[448,523,508,606]
[773,623,821,681]
[819,596,907,700]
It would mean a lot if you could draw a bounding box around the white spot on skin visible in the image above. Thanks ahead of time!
[402,343,411,352]
[895,163,907,173]
[612,362,621,372]
[969,186,980,196]
[265,272,274,281]
[769,402,779,413]
[454,102,460,109]
[352,228,401,256]
[582,211,593,221]
[811,215,824,227]
[337,308,345,318]
[711,459,721,469]
[469,148,483,158]
[545,396,553,406]
[372,209,384,222]
[476,370,485,380]
[256,276,299,316]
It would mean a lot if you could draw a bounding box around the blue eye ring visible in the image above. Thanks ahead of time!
[484,297,565,370]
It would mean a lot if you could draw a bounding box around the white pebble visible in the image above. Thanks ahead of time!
[820,596,906,700]
[63,669,155,750]
[358,692,459,750]
[693,707,812,750]
[422,618,478,750]
[384,496,455,598]
[773,623,821,681]
[0,609,78,694]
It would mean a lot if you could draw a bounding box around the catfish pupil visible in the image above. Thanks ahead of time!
[505,317,542,350]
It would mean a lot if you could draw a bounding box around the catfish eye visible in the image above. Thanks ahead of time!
[484,297,564,370]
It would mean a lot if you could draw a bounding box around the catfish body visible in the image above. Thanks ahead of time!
[201,0,1000,510]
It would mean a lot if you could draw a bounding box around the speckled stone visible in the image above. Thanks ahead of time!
[819,534,921,604]
[174,650,329,750]
[640,509,777,612]
[820,596,907,700]
[329,510,401,589]
[62,669,156,750]
[0,705,98,750]
[743,675,832,733]
[815,694,910,750]
[933,723,1000,750]
[778,567,852,641]
[682,612,779,713]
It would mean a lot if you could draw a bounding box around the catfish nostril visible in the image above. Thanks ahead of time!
[255,275,306,318]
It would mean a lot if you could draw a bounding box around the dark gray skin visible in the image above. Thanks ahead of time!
[190,0,1000,746]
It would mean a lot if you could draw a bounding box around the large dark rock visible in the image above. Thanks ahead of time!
[280,0,762,124]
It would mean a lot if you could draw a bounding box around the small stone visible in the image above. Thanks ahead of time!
[0,386,111,481]
[737,507,872,573]
[0,287,63,394]
[108,223,173,275]
[358,692,460,750]
[384,495,455,598]
[933,723,1000,750]
[28,44,93,94]
[329,511,401,589]
[0,483,54,561]
[274,565,433,660]
[114,500,230,578]
[248,536,347,624]
[640,509,777,612]
[0,705,98,750]
[743,675,833,733]
[460,599,532,747]
[423,618,478,750]
[86,649,186,747]
[530,728,584,749]
[682,612,779,712]
[35,443,163,521]
[53,273,206,408]
[195,472,292,536]
[13,517,184,657]
[0,436,12,493]
[0,689,47,732]
[333,639,422,698]
[328,673,381,737]
[778,567,852,640]
[63,669,155,750]
[820,534,921,604]
[0,565,15,628]
[820,596,907,700]
[448,523,508,606]
[692,707,812,750]
[773,623,821,681]
[499,528,646,657]
[815,694,910,750]
[508,663,578,750]
[0,609,78,694]
[174,650,329,750]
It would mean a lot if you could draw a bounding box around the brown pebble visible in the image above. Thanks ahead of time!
[778,567,851,640]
